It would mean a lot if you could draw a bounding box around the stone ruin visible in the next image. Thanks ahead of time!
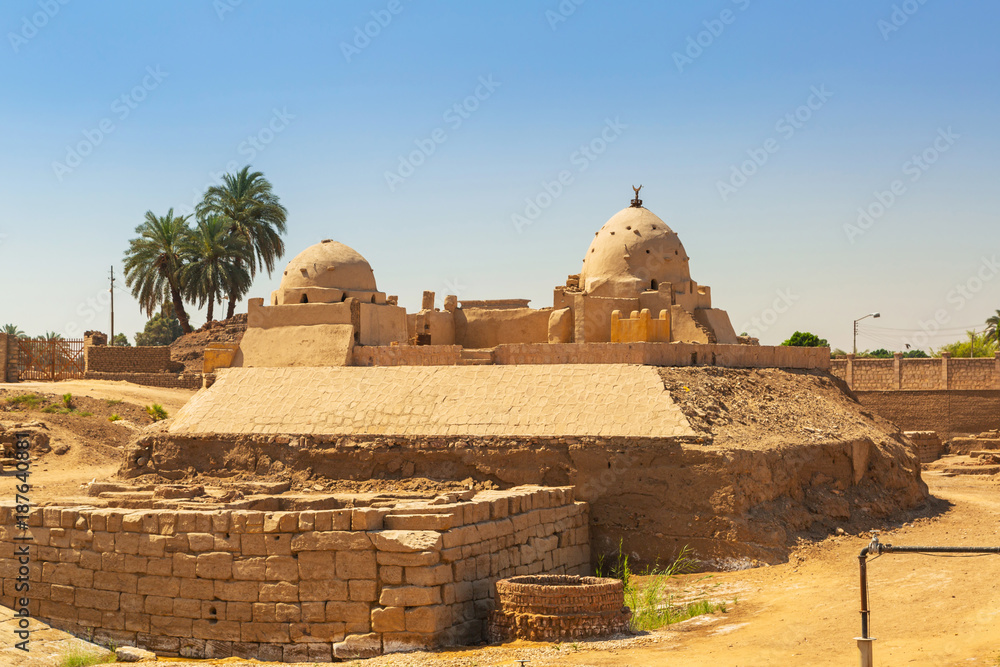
[1,486,587,661]
[0,192,930,661]
[487,575,631,642]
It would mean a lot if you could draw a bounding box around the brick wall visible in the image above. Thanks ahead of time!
[492,342,830,370]
[0,333,9,382]
[82,372,207,390]
[352,345,463,367]
[904,431,943,463]
[855,391,1000,438]
[0,486,588,662]
[831,354,1000,391]
[85,346,175,374]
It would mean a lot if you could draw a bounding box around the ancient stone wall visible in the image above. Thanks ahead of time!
[352,345,463,367]
[493,342,829,369]
[830,354,1000,391]
[81,372,207,390]
[84,346,175,374]
[0,487,588,662]
[904,431,943,463]
[853,391,1000,439]
[124,430,925,570]
[0,333,9,382]
[349,343,827,369]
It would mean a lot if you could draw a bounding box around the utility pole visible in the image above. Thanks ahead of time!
[110,265,116,346]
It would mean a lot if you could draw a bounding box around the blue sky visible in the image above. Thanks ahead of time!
[1,0,997,351]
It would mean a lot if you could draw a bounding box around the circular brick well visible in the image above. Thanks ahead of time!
[487,575,632,642]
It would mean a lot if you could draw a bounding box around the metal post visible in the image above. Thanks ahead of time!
[110,265,116,346]
[857,547,875,666]
[857,637,875,667]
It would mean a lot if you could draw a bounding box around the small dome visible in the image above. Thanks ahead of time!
[278,240,378,293]
[579,207,691,298]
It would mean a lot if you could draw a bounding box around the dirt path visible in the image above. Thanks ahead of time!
[0,380,195,413]
[6,468,1000,666]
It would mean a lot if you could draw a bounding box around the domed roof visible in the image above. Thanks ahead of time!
[579,206,691,298]
[278,239,378,293]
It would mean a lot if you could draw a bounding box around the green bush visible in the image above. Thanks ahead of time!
[108,414,121,422]
[781,331,829,348]
[135,306,184,346]
[6,394,43,409]
[595,540,727,632]
[62,393,73,408]
[146,404,168,421]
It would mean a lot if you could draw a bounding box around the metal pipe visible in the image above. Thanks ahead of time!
[858,546,870,639]
[856,534,1000,667]
[880,545,1000,554]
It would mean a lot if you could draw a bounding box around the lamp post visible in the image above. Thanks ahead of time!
[853,312,880,355]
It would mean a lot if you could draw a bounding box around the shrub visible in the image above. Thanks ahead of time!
[62,393,73,408]
[146,404,168,421]
[596,540,726,632]
[56,646,115,667]
[108,414,121,422]
[781,331,829,348]
[6,394,43,409]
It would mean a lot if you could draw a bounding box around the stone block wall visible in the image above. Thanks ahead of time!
[831,354,1000,391]
[493,342,830,370]
[84,346,174,374]
[904,431,942,463]
[0,333,9,382]
[852,391,1000,439]
[349,342,828,370]
[81,372,208,390]
[0,487,588,662]
[352,345,463,367]
[899,359,942,390]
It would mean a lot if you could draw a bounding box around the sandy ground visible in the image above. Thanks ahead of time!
[0,380,195,414]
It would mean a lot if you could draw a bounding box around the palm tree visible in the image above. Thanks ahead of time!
[182,216,253,322]
[41,331,63,341]
[197,166,287,319]
[123,209,195,333]
[987,310,1000,348]
[2,324,25,337]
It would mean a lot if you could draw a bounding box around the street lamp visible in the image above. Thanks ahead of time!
[853,312,881,355]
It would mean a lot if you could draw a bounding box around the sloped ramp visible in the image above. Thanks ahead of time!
[169,364,695,438]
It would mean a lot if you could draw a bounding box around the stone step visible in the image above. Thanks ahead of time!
[941,465,1000,476]
[949,438,1000,455]
[459,349,494,365]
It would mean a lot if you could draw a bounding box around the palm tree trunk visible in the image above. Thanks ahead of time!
[170,285,193,333]
[206,298,214,323]
[226,289,237,320]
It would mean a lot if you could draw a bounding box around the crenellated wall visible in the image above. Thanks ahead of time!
[0,487,588,662]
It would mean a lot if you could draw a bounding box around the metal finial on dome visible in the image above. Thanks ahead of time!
[630,185,643,208]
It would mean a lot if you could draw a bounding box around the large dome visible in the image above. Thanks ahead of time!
[278,239,378,293]
[579,207,691,298]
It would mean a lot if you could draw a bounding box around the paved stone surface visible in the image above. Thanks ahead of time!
[169,364,695,438]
